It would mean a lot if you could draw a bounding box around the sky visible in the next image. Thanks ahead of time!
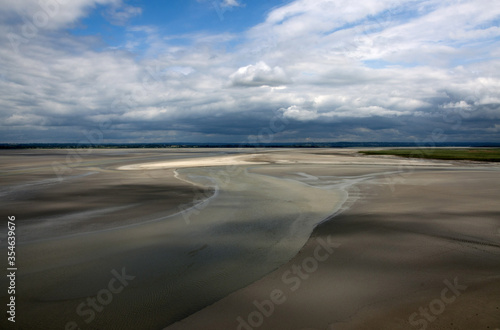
[1,0,499,143]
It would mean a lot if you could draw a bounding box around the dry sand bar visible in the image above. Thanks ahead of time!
[0,148,499,329]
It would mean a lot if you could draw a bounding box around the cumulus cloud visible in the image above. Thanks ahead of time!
[442,101,472,109]
[0,0,499,143]
[282,106,318,121]
[230,62,289,87]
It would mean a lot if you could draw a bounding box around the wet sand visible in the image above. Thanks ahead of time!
[166,154,500,330]
[0,149,343,329]
[1,148,499,330]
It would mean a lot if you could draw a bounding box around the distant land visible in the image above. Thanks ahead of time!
[2,142,500,149]
[360,148,500,162]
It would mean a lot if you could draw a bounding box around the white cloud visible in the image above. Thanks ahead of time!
[104,4,142,26]
[282,106,318,121]
[222,0,241,7]
[4,113,48,126]
[230,61,289,87]
[442,101,472,109]
[1,0,499,142]
[0,0,121,30]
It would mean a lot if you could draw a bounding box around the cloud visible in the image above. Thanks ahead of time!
[0,0,121,30]
[0,0,499,143]
[442,101,472,109]
[222,0,241,7]
[282,106,318,121]
[104,5,142,26]
[230,62,289,87]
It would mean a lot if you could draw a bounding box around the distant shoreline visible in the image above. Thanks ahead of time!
[1,142,500,149]
[360,148,500,162]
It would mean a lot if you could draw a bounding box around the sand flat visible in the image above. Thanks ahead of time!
[166,162,500,330]
[118,149,449,171]
[0,149,346,329]
[1,148,498,330]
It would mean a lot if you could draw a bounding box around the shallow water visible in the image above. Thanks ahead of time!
[1,155,347,329]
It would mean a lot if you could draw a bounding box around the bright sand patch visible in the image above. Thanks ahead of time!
[118,149,449,171]
[118,154,269,170]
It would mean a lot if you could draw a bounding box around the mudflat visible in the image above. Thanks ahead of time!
[0,148,499,330]
[167,152,500,330]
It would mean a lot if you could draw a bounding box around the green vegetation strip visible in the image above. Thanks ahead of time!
[359,148,500,162]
